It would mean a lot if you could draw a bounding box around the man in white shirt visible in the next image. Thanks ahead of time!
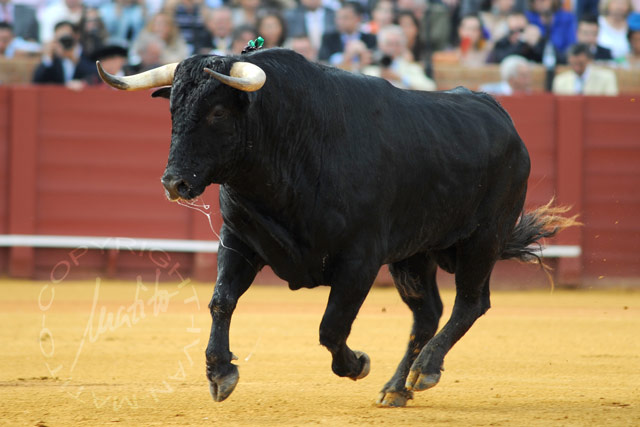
[363,25,435,91]
[552,42,618,95]
[285,0,336,51]
[481,55,533,96]
[195,6,234,55]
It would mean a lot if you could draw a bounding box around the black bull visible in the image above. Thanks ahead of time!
[97,48,576,407]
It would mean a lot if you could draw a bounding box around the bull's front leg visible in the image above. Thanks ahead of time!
[319,268,376,381]
[206,226,262,402]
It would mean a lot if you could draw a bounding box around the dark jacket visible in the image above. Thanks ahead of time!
[487,36,545,64]
[32,56,98,85]
[592,44,613,61]
[284,6,336,39]
[318,31,377,62]
[193,31,231,54]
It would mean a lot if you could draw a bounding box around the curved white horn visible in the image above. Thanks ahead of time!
[204,62,266,92]
[96,61,178,91]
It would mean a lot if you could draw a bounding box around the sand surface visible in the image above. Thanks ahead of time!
[1,280,638,426]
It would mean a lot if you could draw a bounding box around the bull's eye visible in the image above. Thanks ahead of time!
[208,106,228,123]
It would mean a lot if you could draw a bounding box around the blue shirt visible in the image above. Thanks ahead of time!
[525,10,577,54]
[99,3,145,42]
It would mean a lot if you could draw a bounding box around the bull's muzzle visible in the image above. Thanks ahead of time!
[161,174,191,201]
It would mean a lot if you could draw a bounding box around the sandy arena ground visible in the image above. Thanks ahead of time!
[0,279,639,426]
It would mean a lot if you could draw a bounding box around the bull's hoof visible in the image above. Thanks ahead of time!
[207,364,239,402]
[376,389,413,407]
[405,370,441,391]
[351,350,370,380]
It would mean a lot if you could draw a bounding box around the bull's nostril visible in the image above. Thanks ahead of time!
[176,181,190,198]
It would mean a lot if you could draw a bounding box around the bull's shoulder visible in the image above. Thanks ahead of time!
[440,86,512,124]
[442,86,474,95]
[443,86,501,105]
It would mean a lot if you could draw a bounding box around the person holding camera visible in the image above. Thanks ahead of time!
[32,21,97,89]
[362,24,436,91]
[318,1,376,65]
[487,12,544,63]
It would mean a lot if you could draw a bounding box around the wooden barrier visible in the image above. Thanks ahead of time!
[0,86,638,286]
[0,58,40,85]
[434,63,640,94]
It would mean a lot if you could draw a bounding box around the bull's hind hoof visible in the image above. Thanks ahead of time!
[376,390,413,407]
[207,364,239,402]
[351,350,370,380]
[405,370,441,391]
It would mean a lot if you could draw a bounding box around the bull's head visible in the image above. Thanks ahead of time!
[96,55,266,201]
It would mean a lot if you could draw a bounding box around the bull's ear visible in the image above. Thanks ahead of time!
[151,87,171,99]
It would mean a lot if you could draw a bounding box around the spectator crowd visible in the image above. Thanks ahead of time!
[1,0,639,94]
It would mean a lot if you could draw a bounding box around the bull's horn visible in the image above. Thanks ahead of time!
[96,61,178,91]
[204,62,266,92]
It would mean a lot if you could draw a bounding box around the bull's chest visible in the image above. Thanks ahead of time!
[221,202,329,288]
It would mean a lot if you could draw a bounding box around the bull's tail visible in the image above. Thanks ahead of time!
[501,198,581,265]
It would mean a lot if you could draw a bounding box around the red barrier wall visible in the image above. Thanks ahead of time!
[581,97,640,280]
[0,88,9,275]
[0,86,638,286]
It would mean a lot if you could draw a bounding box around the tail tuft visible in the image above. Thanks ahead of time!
[502,198,581,264]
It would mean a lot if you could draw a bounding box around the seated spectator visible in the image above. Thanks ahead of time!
[231,0,261,28]
[525,0,576,55]
[395,9,424,63]
[229,24,257,54]
[481,54,533,95]
[130,11,189,64]
[172,0,206,53]
[318,1,376,64]
[79,7,108,61]
[0,22,41,58]
[257,9,287,48]
[598,0,632,61]
[195,6,234,54]
[0,0,39,42]
[362,0,394,35]
[335,38,373,72]
[487,12,543,63]
[40,0,83,43]
[432,14,490,67]
[287,34,318,61]
[410,0,451,53]
[480,0,518,42]
[461,0,527,18]
[565,0,599,19]
[285,0,335,51]
[99,0,144,44]
[0,21,14,56]
[623,21,640,67]
[130,33,163,71]
[363,25,436,90]
[32,21,97,89]
[577,15,614,62]
[552,43,618,95]
[92,43,129,79]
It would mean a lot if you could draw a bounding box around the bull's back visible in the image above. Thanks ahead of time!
[333,83,530,259]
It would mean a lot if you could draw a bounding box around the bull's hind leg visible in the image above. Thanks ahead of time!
[377,254,443,407]
[405,230,496,393]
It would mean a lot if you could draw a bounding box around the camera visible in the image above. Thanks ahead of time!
[58,35,75,50]
[379,55,393,68]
